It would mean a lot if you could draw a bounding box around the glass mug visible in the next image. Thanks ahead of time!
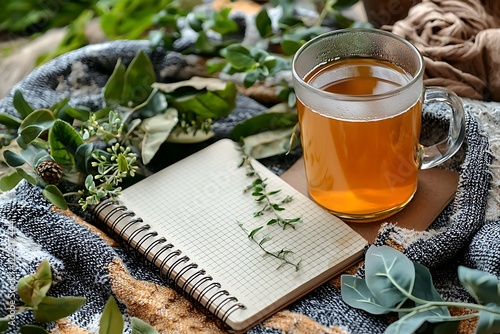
[292,29,465,222]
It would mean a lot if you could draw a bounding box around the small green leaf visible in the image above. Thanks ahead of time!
[458,266,500,305]
[340,275,390,315]
[16,168,37,185]
[365,245,414,308]
[131,317,159,334]
[135,89,168,119]
[48,119,84,166]
[243,69,261,88]
[476,303,500,334]
[18,109,55,133]
[34,296,86,322]
[104,58,127,106]
[20,325,49,334]
[18,125,46,146]
[74,143,94,174]
[0,113,22,129]
[248,226,264,239]
[220,44,255,69]
[281,38,303,56]
[13,89,33,119]
[3,150,26,167]
[43,185,68,210]
[63,107,90,122]
[122,50,156,106]
[18,259,52,308]
[0,172,23,191]
[100,296,124,334]
[256,8,272,38]
[230,112,298,142]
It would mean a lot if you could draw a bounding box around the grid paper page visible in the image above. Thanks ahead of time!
[119,139,367,331]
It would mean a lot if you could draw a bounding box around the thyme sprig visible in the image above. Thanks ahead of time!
[239,147,302,230]
[238,222,301,271]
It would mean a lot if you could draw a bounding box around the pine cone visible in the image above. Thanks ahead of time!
[37,160,64,185]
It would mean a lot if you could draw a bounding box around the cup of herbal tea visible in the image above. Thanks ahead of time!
[292,29,465,222]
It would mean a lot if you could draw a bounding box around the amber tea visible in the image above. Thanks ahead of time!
[292,29,465,221]
[297,58,422,218]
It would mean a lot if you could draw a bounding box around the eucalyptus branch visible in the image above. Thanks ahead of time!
[341,246,500,334]
[238,222,301,271]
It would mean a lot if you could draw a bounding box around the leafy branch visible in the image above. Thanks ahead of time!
[0,259,86,333]
[238,222,301,271]
[341,245,500,334]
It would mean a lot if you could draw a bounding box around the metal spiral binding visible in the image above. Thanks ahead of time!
[93,199,246,326]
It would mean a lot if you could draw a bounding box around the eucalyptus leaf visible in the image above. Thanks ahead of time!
[340,275,390,315]
[399,262,449,318]
[141,108,178,165]
[458,266,500,305]
[122,50,156,106]
[18,109,55,133]
[20,325,49,334]
[16,168,37,186]
[43,185,69,210]
[241,127,296,159]
[135,89,168,119]
[17,259,52,308]
[104,58,126,106]
[48,119,84,166]
[3,150,26,167]
[34,296,86,322]
[0,171,23,191]
[0,113,22,129]
[100,296,124,334]
[131,317,159,334]
[18,125,46,146]
[476,304,500,334]
[13,89,33,119]
[365,245,414,308]
[74,143,94,175]
[230,112,298,141]
[386,315,459,334]
[63,107,91,122]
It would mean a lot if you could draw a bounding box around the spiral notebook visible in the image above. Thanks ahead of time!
[93,139,367,333]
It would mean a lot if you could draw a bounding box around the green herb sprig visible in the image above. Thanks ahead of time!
[341,245,500,334]
[0,259,86,333]
[238,222,301,271]
[239,146,302,230]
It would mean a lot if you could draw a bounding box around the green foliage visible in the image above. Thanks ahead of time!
[0,259,86,333]
[131,317,159,334]
[100,296,124,334]
[1,50,238,210]
[341,245,500,334]
[237,144,302,271]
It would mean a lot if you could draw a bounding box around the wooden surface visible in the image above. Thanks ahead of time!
[281,157,459,243]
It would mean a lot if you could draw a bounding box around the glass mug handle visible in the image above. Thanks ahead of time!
[419,87,466,170]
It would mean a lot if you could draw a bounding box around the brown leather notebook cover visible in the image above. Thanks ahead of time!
[281,157,460,243]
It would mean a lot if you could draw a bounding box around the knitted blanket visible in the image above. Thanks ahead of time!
[0,40,498,334]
